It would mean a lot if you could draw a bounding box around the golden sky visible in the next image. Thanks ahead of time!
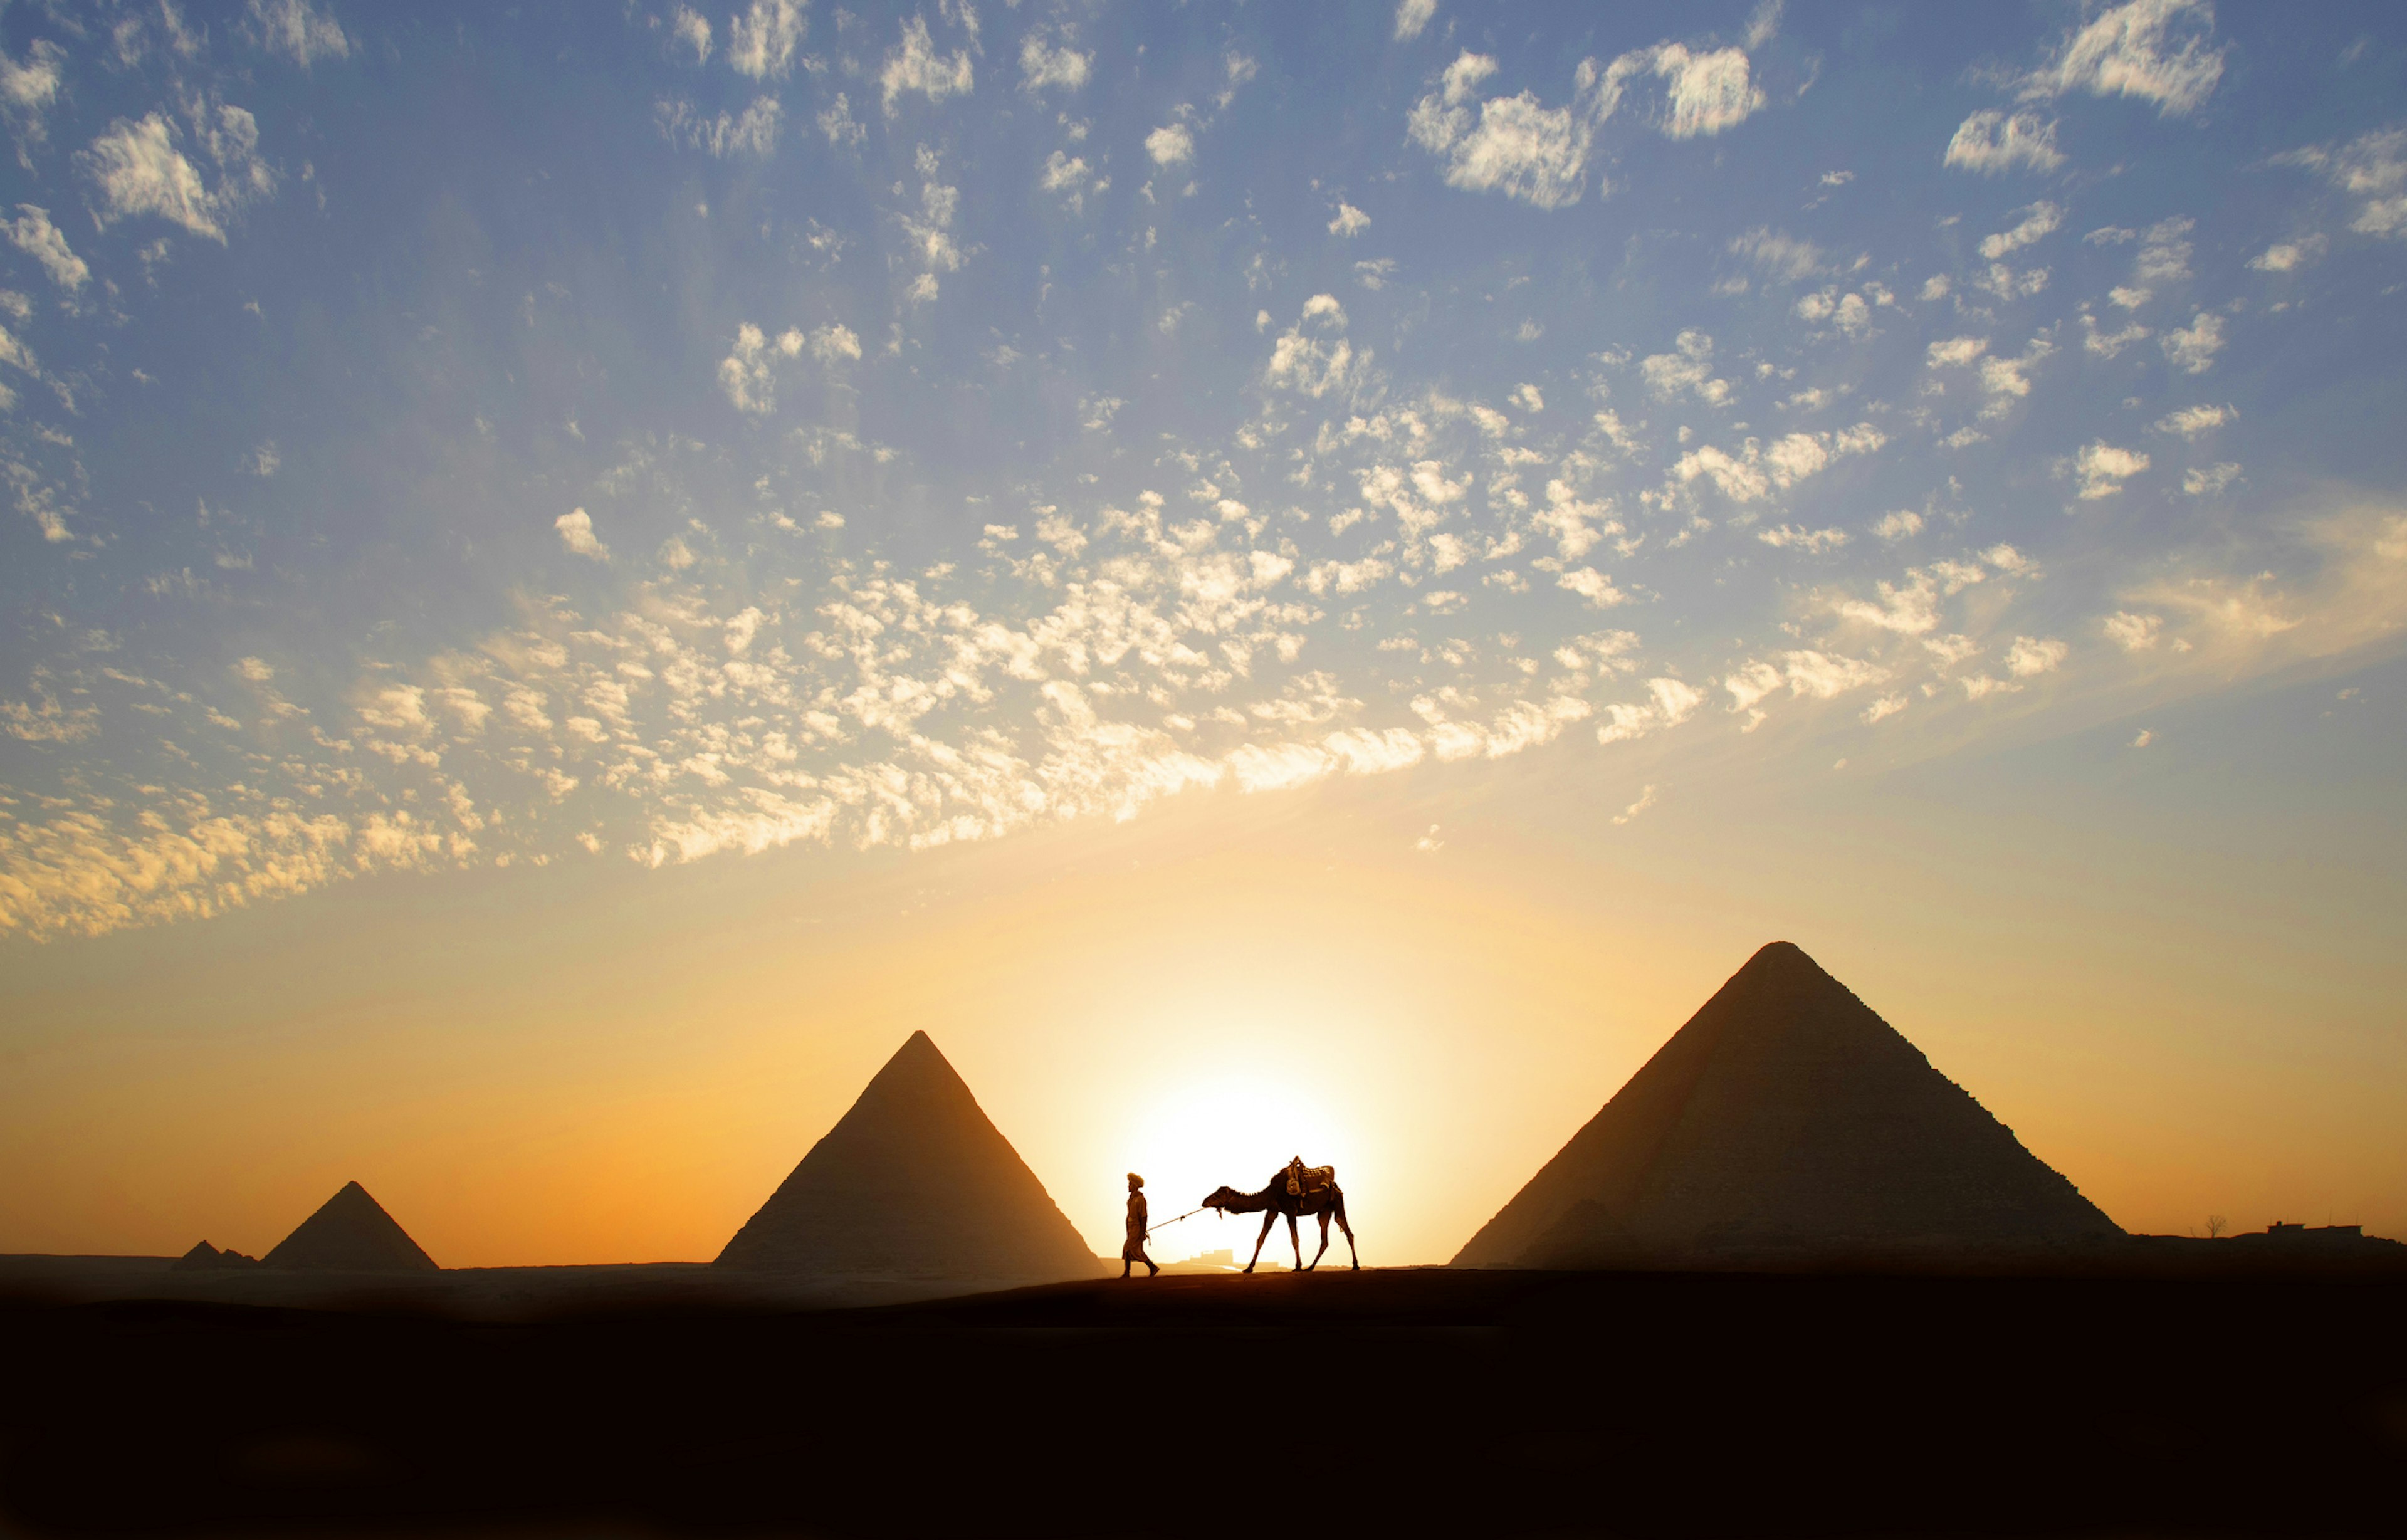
[6,654,2399,1265]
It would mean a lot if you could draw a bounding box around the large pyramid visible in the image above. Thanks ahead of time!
[716,1031,1103,1279]
[1454,942,2120,1267]
[261,1181,441,1271]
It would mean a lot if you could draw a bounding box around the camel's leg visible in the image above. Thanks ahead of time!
[1335,1198,1360,1271]
[1244,1210,1277,1273]
[1287,1213,1303,1270]
[1306,1210,1330,1272]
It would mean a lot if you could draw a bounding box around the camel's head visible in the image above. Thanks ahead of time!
[1201,1186,1244,1212]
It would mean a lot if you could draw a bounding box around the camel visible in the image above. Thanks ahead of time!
[1201,1168,1359,1272]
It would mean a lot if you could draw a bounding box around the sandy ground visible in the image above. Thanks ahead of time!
[3,1262,2403,1536]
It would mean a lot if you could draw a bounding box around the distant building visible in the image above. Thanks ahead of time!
[2257,1222,2364,1241]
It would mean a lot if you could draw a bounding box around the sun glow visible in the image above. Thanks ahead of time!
[1119,1077,1360,1267]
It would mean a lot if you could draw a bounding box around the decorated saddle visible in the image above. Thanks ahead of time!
[1284,1159,1336,1200]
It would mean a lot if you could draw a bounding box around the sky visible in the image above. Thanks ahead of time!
[1,0,2403,1267]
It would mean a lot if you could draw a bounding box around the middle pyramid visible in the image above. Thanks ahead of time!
[716,1030,1102,1280]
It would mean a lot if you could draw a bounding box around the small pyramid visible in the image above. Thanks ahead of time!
[261,1181,439,1272]
[171,1239,258,1271]
[1454,942,2120,1266]
[716,1032,1100,1279]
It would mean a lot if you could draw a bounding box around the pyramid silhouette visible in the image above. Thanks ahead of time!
[716,1032,1101,1279]
[1454,942,2120,1267]
[170,1239,257,1271]
[261,1181,440,1271]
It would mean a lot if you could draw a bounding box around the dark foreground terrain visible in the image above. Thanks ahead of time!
[4,1265,2403,1538]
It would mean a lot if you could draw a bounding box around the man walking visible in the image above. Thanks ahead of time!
[1121,1173,1158,1279]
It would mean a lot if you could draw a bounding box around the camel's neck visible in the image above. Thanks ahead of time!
[1219,1183,1283,1214]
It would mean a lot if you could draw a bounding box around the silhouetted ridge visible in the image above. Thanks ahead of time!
[715,1032,1101,1281]
[262,1182,439,1272]
[1454,941,2120,1267]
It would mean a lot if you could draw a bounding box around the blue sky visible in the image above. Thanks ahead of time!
[4,0,2405,941]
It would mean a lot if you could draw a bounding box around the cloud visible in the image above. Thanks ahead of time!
[1927,336,1990,368]
[1978,201,2063,259]
[0,39,66,157]
[1146,122,1194,166]
[720,323,780,412]
[2102,612,2163,651]
[2247,236,2326,272]
[2023,0,2226,117]
[883,16,975,113]
[1020,34,1091,93]
[1672,424,1884,503]
[1632,43,1764,139]
[2182,463,2240,496]
[2076,442,2151,499]
[807,323,861,362]
[2162,312,2225,374]
[1328,202,1371,237]
[1758,525,1849,554]
[729,0,808,80]
[671,6,712,63]
[2003,636,2069,677]
[1265,295,1353,399]
[1640,329,1729,404]
[1395,0,1439,42]
[5,206,87,290]
[2331,128,2406,238]
[1407,53,1593,210]
[2155,402,2233,439]
[1557,567,1628,609]
[555,508,609,560]
[1728,226,1825,282]
[1873,510,1924,541]
[1944,110,2064,174]
[656,96,782,157]
[248,0,350,66]
[80,105,276,243]
[817,93,864,147]
[897,147,965,290]
[1612,784,1657,825]
[1597,678,1702,743]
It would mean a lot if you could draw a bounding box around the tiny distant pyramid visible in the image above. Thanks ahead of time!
[261,1181,440,1272]
[170,1239,258,1271]
[716,1031,1101,1279]
[1454,942,2121,1267]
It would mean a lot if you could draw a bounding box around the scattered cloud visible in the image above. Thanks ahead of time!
[1329,202,1371,237]
[1944,110,2064,174]
[5,206,87,290]
[730,0,809,80]
[80,105,276,243]
[1021,33,1092,94]
[2162,312,2225,375]
[2023,0,2226,117]
[2247,236,2326,272]
[555,508,610,560]
[657,96,782,157]
[2155,403,2233,439]
[883,15,975,113]
[1146,122,1195,166]
[1395,0,1439,43]
[671,7,713,65]
[2075,442,2151,499]
[248,0,350,67]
